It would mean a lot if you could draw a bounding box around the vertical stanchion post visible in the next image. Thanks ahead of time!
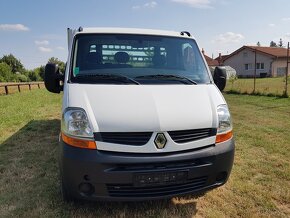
[5,86,8,95]
[28,84,31,90]
[254,49,257,93]
[285,42,289,97]
[18,85,21,92]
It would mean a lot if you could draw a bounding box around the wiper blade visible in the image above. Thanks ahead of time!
[135,74,197,85]
[76,73,140,85]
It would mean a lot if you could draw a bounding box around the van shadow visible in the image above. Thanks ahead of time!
[0,119,61,215]
[0,119,202,217]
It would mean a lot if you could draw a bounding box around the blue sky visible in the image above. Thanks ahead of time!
[1,0,290,69]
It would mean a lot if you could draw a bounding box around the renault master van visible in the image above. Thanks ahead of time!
[44,27,234,201]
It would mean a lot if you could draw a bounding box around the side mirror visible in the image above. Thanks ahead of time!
[44,63,64,93]
[213,66,227,91]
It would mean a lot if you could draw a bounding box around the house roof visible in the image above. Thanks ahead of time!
[223,46,289,61]
[215,54,229,62]
[203,54,219,66]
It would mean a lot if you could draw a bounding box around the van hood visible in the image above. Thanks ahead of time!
[66,84,225,132]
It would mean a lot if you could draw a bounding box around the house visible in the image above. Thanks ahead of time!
[223,46,290,77]
[215,54,229,66]
[201,49,229,66]
[202,49,237,79]
[201,49,219,66]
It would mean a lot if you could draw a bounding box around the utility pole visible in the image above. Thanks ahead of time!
[285,42,289,97]
[254,49,257,93]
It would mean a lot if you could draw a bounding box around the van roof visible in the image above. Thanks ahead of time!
[76,27,194,39]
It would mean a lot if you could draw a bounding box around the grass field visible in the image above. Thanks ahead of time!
[0,89,289,217]
[225,77,289,96]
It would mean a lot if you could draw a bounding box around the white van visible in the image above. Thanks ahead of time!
[44,27,234,201]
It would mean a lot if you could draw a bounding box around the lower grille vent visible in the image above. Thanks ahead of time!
[107,176,208,197]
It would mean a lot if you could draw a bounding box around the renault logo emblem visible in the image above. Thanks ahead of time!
[154,133,167,149]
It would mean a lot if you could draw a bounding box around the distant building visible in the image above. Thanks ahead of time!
[202,49,219,66]
[223,46,290,77]
[215,54,229,66]
[202,49,237,79]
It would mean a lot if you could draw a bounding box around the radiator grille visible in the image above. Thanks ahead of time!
[94,132,153,145]
[94,128,216,146]
[168,128,216,144]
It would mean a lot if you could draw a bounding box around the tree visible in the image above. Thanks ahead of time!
[0,54,65,82]
[16,74,28,82]
[270,41,278,47]
[33,66,45,80]
[27,68,43,81]
[279,38,283,47]
[0,54,24,73]
[257,41,261,46]
[48,57,65,73]
[0,62,14,82]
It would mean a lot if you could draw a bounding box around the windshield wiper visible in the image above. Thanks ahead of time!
[75,73,140,85]
[135,74,197,85]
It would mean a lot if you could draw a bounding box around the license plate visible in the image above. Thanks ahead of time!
[134,171,188,187]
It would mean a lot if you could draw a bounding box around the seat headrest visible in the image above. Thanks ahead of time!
[152,55,166,67]
[86,52,102,64]
[114,52,130,63]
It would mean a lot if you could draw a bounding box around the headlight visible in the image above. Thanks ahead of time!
[217,105,232,133]
[62,108,93,138]
[216,105,233,143]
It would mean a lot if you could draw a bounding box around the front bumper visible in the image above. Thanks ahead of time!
[60,138,235,201]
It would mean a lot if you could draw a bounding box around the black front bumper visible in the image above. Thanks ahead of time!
[60,138,235,201]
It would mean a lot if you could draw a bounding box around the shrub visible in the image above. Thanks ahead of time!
[16,74,28,82]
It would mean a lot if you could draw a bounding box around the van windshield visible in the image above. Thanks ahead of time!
[70,34,211,85]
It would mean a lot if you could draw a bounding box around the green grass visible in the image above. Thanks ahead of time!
[0,90,290,217]
[225,77,289,97]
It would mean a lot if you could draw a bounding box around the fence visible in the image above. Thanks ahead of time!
[225,42,290,98]
[224,77,289,97]
[0,82,44,95]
